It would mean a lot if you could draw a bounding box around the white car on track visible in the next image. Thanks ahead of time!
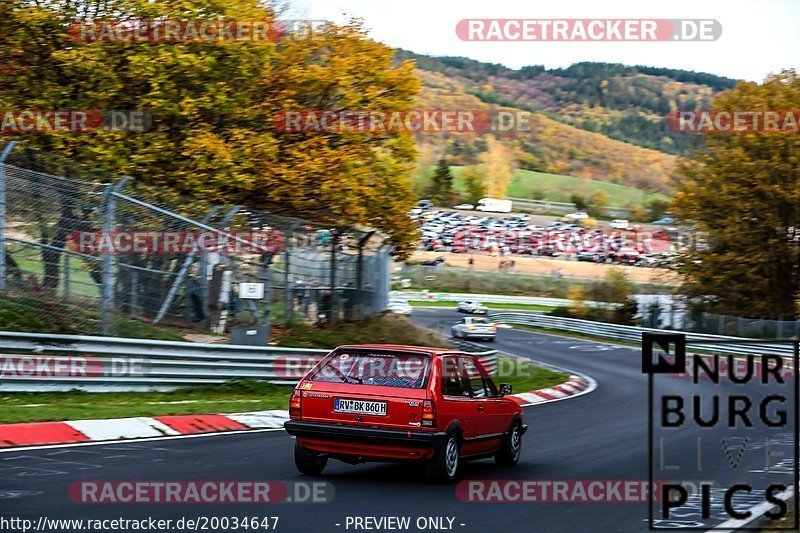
[451,316,497,341]
[387,299,413,315]
[565,211,589,221]
[456,300,489,314]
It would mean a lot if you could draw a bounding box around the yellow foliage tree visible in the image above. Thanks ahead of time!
[478,135,515,198]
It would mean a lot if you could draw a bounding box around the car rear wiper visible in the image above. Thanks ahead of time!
[328,364,363,384]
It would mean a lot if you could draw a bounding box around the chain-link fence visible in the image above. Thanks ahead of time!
[0,141,392,340]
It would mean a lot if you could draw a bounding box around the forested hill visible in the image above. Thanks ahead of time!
[397,50,738,156]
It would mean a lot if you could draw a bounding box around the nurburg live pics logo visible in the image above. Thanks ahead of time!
[642,333,799,530]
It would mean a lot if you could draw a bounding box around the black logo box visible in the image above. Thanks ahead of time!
[642,333,799,531]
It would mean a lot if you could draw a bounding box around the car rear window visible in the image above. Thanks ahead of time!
[308,351,430,389]
[472,317,490,324]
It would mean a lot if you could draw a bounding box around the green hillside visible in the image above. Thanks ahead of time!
[443,167,668,205]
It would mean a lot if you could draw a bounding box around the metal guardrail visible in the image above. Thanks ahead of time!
[0,330,498,391]
[490,312,796,357]
[508,197,631,217]
[392,291,615,309]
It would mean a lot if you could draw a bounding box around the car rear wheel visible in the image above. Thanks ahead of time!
[495,422,522,466]
[294,440,328,475]
[426,434,460,483]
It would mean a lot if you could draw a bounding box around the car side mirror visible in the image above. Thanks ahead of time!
[499,383,512,397]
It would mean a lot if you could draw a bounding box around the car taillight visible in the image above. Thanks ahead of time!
[289,389,302,419]
[422,400,436,427]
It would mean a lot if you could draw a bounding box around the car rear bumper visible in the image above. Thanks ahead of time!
[284,420,448,447]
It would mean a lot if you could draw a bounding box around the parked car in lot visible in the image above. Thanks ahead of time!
[456,300,488,314]
[451,316,497,341]
[284,345,525,482]
[387,299,412,315]
[453,203,474,210]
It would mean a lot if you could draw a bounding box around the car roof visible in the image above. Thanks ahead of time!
[335,344,464,356]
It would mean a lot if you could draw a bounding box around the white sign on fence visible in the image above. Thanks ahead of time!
[239,283,265,299]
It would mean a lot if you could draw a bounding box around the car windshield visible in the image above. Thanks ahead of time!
[472,318,490,324]
[308,351,430,388]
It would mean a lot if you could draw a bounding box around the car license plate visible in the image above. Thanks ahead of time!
[334,398,387,416]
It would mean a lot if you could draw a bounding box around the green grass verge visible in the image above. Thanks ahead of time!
[496,357,569,393]
[0,380,291,424]
[0,293,188,340]
[409,300,554,312]
[0,358,566,424]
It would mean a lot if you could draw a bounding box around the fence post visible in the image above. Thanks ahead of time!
[329,231,338,323]
[355,231,375,319]
[261,253,273,339]
[100,177,129,335]
[63,253,71,298]
[284,222,301,324]
[0,141,18,292]
[152,206,222,324]
[130,270,138,317]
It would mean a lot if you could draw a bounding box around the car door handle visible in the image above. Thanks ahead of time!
[476,405,484,411]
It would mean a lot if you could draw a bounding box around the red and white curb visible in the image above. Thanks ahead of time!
[0,410,289,449]
[506,375,593,406]
[0,372,594,448]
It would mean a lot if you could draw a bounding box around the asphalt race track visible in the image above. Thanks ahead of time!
[0,308,794,533]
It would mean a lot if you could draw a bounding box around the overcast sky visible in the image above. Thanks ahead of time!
[286,0,798,82]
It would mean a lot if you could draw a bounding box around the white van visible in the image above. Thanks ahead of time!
[475,198,513,213]
[610,219,630,229]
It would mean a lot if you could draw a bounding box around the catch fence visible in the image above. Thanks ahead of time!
[0,142,392,339]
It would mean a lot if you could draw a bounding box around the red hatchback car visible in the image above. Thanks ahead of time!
[284,344,526,482]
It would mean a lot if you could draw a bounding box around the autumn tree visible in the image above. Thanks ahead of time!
[460,165,486,205]
[429,157,454,204]
[478,135,515,198]
[571,193,588,211]
[672,70,800,319]
[0,0,421,256]
[587,190,609,218]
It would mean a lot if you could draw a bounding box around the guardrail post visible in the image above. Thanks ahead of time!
[0,141,18,292]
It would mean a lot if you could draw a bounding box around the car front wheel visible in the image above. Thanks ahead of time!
[426,434,460,483]
[495,422,522,466]
[294,440,328,475]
